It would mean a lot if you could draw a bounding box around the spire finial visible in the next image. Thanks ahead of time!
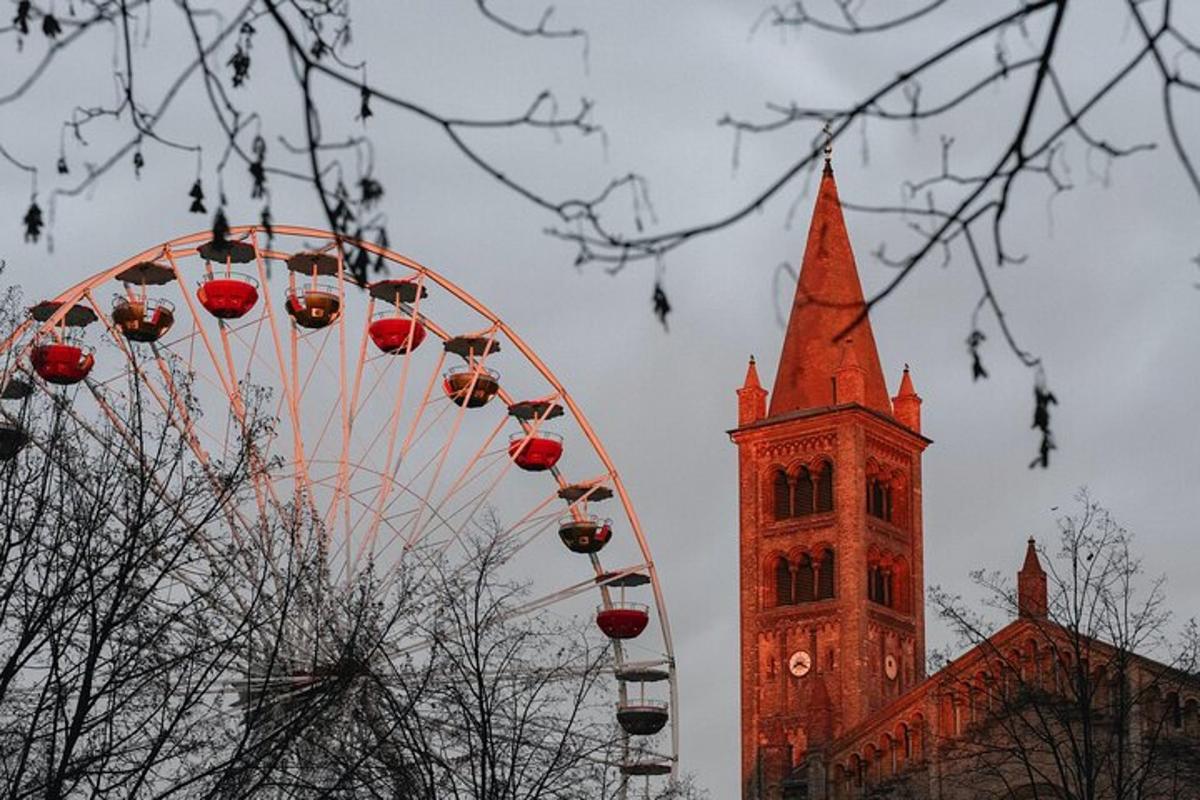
[1018,537,1048,618]
[822,120,833,165]
[738,354,767,425]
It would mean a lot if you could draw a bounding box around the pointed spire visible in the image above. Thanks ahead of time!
[822,120,834,175]
[742,355,763,391]
[892,364,923,433]
[1017,537,1048,619]
[769,164,891,417]
[738,356,768,426]
[1021,537,1045,574]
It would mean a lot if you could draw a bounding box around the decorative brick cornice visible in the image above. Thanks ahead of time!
[867,519,910,546]
[757,431,837,461]
[865,434,912,470]
[757,600,841,629]
[866,609,917,634]
[761,512,836,537]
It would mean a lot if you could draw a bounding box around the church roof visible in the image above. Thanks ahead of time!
[769,163,892,418]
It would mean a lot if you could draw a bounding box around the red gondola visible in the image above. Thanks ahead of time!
[596,602,650,640]
[558,515,613,554]
[444,365,500,408]
[31,342,94,385]
[285,285,342,329]
[197,273,259,319]
[369,312,426,354]
[508,432,562,472]
[616,701,669,736]
[112,297,176,342]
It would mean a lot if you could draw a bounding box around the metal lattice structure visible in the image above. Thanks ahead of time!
[0,225,678,794]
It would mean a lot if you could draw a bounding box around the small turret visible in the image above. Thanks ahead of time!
[1017,537,1048,619]
[737,356,768,427]
[892,364,922,433]
[832,339,866,406]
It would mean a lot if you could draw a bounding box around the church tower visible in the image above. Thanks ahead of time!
[730,155,931,799]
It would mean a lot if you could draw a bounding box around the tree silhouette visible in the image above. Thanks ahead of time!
[6,2,1190,465]
[927,493,1200,800]
[0,288,703,798]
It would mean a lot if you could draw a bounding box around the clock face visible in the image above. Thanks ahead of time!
[885,654,898,681]
[788,650,812,678]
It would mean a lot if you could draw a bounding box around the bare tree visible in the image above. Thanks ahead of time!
[0,286,699,797]
[0,332,275,796]
[554,1,1200,466]
[0,1,607,282]
[927,493,1200,800]
[6,2,1190,466]
[206,526,699,799]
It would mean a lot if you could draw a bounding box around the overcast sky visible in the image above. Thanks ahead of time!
[2,2,1198,795]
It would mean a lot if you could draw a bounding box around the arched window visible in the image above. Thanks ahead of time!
[773,470,791,520]
[1167,692,1183,729]
[796,554,815,602]
[775,557,794,606]
[817,548,835,599]
[793,466,814,516]
[867,477,894,522]
[816,461,834,512]
[867,562,895,608]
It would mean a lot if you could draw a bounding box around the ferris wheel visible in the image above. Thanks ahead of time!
[0,225,677,794]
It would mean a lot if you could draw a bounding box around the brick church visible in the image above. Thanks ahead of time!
[729,154,1200,799]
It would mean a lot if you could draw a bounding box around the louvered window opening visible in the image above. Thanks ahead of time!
[772,462,834,520]
[774,549,836,607]
[867,478,893,522]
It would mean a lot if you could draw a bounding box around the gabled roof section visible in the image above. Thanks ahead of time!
[769,164,891,417]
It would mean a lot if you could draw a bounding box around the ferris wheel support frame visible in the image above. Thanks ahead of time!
[1,224,681,784]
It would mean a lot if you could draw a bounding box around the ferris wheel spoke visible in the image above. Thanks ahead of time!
[29,379,270,622]
[328,276,428,555]
[419,449,529,560]
[82,378,274,592]
[409,415,509,545]
[166,251,279,486]
[399,337,501,551]
[407,397,567,559]
[382,454,518,561]
[346,296,375,428]
[507,563,651,621]
[166,307,296,541]
[324,356,402,498]
[327,257,354,568]
[254,245,316,516]
[498,509,564,557]
[80,288,282,568]
[354,346,447,573]
[166,251,244,417]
